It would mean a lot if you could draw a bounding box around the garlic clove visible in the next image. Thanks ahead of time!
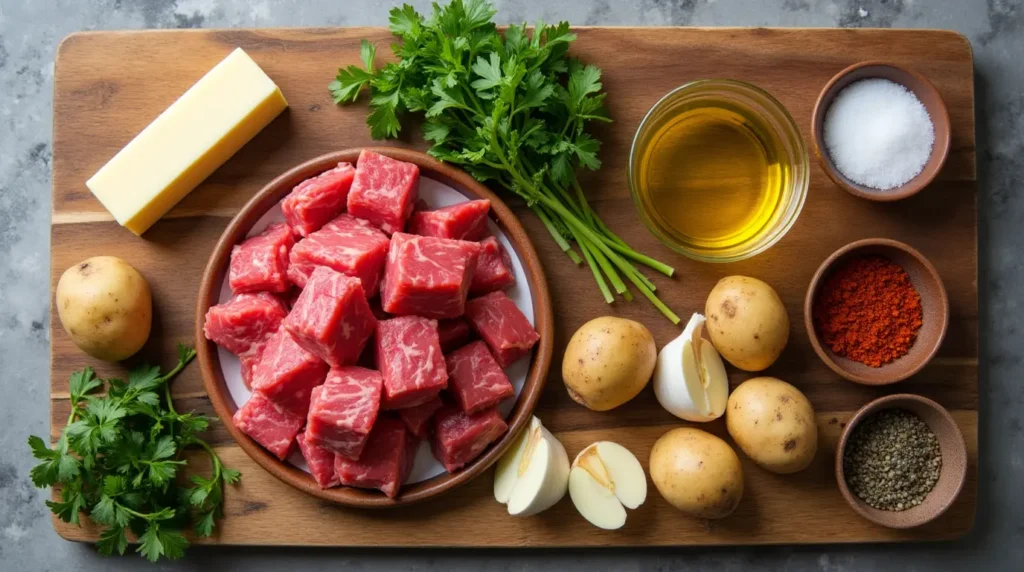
[493,416,538,504]
[569,441,647,529]
[653,313,730,422]
[494,416,570,517]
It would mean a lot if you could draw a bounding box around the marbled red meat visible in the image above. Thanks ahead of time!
[465,291,540,367]
[334,416,417,498]
[397,396,443,438]
[229,223,295,293]
[304,367,382,460]
[380,233,481,319]
[445,341,515,414]
[284,266,377,368]
[437,318,471,353]
[347,150,419,235]
[281,162,355,237]
[203,292,287,355]
[375,316,447,410]
[296,430,341,489]
[287,214,390,295]
[431,405,508,473]
[469,236,515,295]
[233,390,304,460]
[407,199,490,241]
[250,328,328,416]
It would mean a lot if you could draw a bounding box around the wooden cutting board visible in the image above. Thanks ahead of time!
[50,27,977,546]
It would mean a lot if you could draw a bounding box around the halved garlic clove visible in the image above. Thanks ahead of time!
[653,313,729,422]
[493,416,570,516]
[568,441,647,530]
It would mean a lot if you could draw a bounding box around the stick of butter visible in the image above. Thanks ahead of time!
[86,48,288,235]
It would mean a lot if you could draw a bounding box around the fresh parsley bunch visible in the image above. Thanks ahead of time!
[28,344,238,562]
[331,0,679,323]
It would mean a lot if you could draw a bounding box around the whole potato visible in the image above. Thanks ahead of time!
[56,256,152,362]
[726,377,817,474]
[650,427,744,519]
[562,316,656,411]
[705,276,789,371]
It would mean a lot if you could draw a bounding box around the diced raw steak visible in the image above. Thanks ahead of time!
[335,416,417,498]
[229,223,295,293]
[465,291,540,367]
[437,318,471,353]
[376,316,448,409]
[296,431,341,489]
[305,367,382,459]
[469,236,515,295]
[347,150,419,235]
[407,199,490,241]
[238,348,264,390]
[233,391,304,460]
[281,162,355,237]
[285,266,377,368]
[287,214,390,295]
[381,233,481,319]
[431,406,508,473]
[446,341,515,414]
[397,396,443,438]
[204,292,287,355]
[250,328,328,416]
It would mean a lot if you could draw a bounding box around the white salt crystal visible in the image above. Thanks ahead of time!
[823,78,935,191]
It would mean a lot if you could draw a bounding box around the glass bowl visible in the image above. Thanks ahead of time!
[628,80,809,263]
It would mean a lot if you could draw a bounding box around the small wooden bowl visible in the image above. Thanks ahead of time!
[811,61,951,201]
[804,238,948,385]
[195,147,554,508]
[835,394,967,529]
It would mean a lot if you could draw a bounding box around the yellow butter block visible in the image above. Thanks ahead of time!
[86,48,288,235]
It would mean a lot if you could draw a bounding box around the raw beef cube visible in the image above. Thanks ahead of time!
[287,214,390,295]
[281,162,355,237]
[284,266,377,368]
[335,416,417,498]
[251,328,328,416]
[229,223,295,293]
[397,396,443,438]
[239,346,264,390]
[381,233,481,319]
[305,367,383,459]
[204,292,287,355]
[446,341,515,414]
[465,291,540,367]
[469,236,515,295]
[233,391,304,460]
[296,431,341,489]
[347,150,419,235]
[407,199,490,241]
[437,318,471,353]
[376,316,448,409]
[431,406,508,473]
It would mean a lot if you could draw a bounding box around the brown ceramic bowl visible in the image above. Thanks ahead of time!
[804,238,948,385]
[195,147,554,508]
[835,393,967,529]
[811,61,951,201]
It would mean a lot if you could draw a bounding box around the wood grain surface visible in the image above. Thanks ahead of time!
[50,27,977,546]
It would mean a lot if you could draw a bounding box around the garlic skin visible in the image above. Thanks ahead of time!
[653,313,730,422]
[568,441,647,530]
[494,416,570,516]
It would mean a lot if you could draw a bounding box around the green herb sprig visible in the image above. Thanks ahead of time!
[28,344,239,562]
[330,0,680,323]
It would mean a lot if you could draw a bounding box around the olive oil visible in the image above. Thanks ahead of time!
[632,94,797,258]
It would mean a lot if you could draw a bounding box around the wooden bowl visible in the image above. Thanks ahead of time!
[835,393,967,529]
[804,238,948,385]
[811,61,951,201]
[195,147,554,508]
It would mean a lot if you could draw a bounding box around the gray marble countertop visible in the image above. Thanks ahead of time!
[2,0,1020,570]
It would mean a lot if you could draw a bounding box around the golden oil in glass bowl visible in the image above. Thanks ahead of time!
[629,80,809,262]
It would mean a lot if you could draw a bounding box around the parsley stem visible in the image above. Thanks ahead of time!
[578,240,614,304]
[534,205,581,265]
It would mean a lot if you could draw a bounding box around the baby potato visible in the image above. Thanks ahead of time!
[562,316,656,411]
[726,377,818,474]
[56,256,152,362]
[705,275,789,371]
[649,427,744,519]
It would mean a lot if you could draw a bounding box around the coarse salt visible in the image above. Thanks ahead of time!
[823,78,935,191]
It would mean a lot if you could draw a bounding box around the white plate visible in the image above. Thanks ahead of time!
[216,176,535,485]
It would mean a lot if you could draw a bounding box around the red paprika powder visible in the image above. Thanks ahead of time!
[812,255,923,367]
